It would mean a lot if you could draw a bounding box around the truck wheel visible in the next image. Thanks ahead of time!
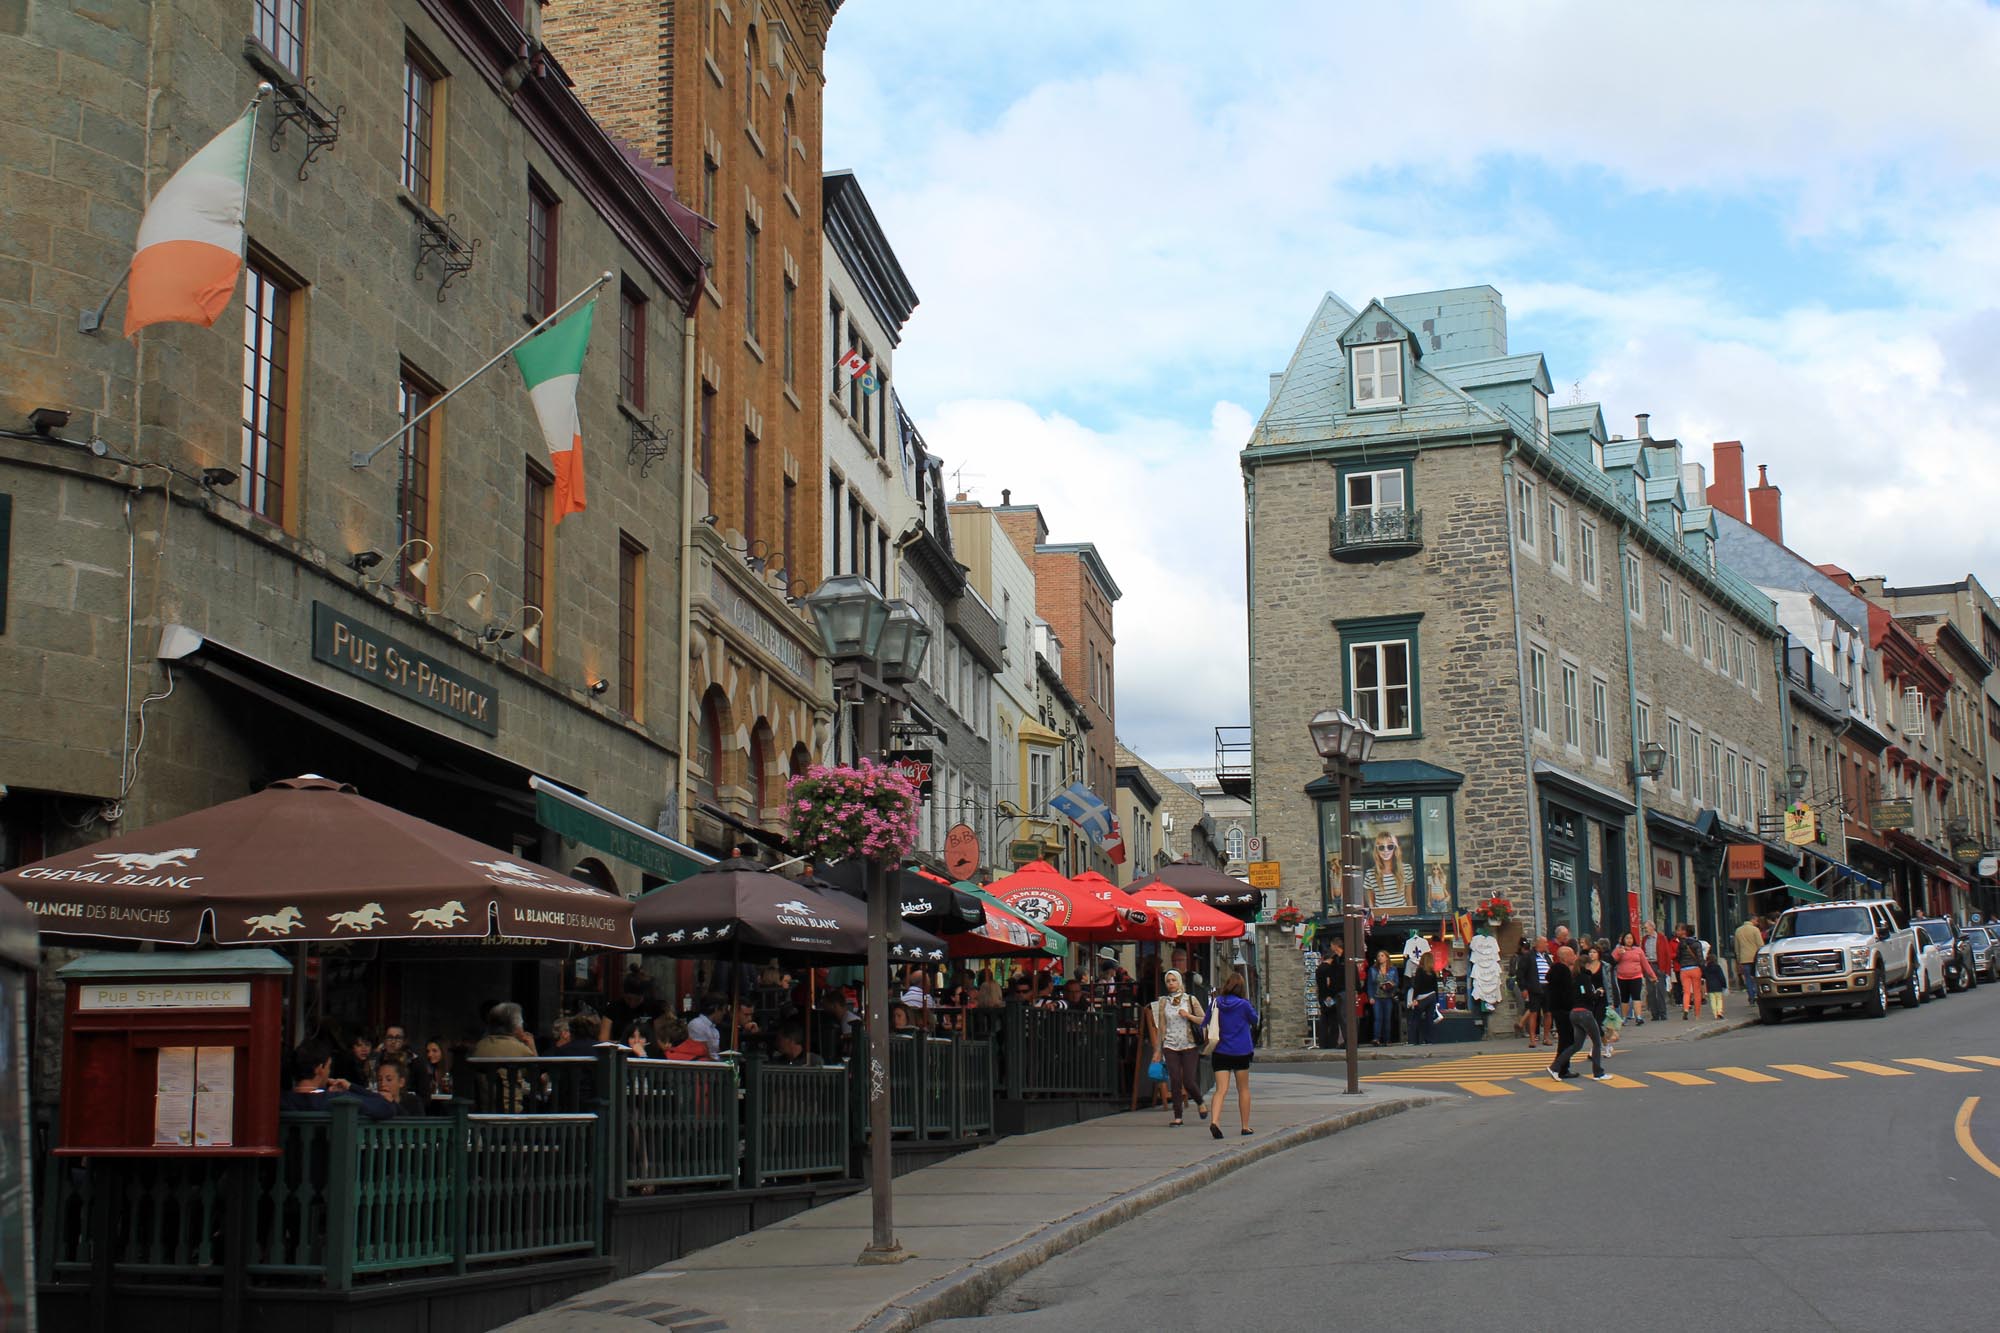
[1758,1003,1784,1025]
[1861,971,1887,1019]
[1900,960,1922,1009]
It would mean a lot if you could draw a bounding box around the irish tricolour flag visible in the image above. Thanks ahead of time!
[124,103,259,337]
[513,300,595,521]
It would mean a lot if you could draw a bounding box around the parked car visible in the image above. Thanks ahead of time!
[1965,926,1999,983]
[1913,923,1952,1000]
[1911,917,1979,992]
[1755,899,1922,1022]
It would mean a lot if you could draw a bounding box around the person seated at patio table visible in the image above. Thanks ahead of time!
[770,1022,824,1067]
[329,1026,374,1086]
[619,1019,657,1059]
[551,1013,601,1058]
[814,992,859,1061]
[422,1038,455,1100]
[1006,977,1034,1005]
[888,1001,915,1032]
[376,1023,429,1097]
[281,1039,394,1119]
[607,966,664,1035]
[1062,979,1091,1010]
[374,1054,426,1117]
[653,1016,711,1062]
[472,1002,537,1060]
[730,998,765,1052]
[688,995,726,1059]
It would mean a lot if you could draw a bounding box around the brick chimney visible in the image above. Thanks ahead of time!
[1708,441,1747,521]
[1748,463,1783,545]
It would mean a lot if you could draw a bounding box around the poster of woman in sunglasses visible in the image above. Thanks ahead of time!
[1327,795,1456,918]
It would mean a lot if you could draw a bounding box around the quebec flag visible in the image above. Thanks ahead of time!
[1049,782,1114,844]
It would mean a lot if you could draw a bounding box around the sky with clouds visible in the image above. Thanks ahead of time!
[822,0,2000,769]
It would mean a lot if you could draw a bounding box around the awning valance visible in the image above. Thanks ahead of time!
[1766,863,1826,902]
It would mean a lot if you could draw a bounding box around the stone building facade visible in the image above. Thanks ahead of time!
[544,0,839,851]
[1244,285,1793,1023]
[0,0,706,1039]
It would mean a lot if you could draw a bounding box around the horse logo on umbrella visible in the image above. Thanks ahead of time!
[327,903,386,933]
[410,901,468,930]
[90,847,199,873]
[245,905,303,936]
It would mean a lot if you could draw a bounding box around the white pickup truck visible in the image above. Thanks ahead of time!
[1755,899,1922,1022]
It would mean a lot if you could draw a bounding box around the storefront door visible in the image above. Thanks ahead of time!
[1543,804,1584,941]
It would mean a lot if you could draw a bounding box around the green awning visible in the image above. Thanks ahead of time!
[531,777,714,884]
[1766,862,1826,902]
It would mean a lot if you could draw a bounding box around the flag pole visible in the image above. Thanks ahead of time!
[350,270,612,469]
[81,84,272,336]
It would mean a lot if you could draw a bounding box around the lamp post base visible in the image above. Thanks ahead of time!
[858,1241,910,1265]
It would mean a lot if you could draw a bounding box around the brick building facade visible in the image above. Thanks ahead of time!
[1244,286,1792,1043]
[544,0,838,850]
[0,0,706,1045]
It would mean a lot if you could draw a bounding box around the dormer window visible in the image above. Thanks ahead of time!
[1533,390,1549,443]
[1351,343,1402,408]
[1592,437,1606,470]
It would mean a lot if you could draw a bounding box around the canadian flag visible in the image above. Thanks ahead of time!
[1105,816,1127,865]
[836,347,870,379]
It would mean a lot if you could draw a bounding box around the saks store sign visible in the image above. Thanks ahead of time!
[312,602,499,735]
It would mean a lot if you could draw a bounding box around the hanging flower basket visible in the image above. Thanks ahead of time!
[1475,896,1514,928]
[1272,903,1306,930]
[786,760,920,865]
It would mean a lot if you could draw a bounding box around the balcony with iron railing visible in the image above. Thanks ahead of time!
[1216,725,1252,800]
[1329,507,1424,559]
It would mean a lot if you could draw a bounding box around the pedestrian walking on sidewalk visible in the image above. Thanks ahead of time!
[1547,947,1607,1080]
[1611,931,1654,1026]
[1735,915,1766,1000]
[1406,952,1442,1045]
[1371,950,1399,1046]
[1676,924,1708,1020]
[1206,974,1260,1139]
[1544,946,1579,1073]
[1704,945,1729,1019]
[1580,947,1612,1057]
[1315,939,1348,1050]
[1641,921,1668,1022]
[1148,969,1207,1127]
[1518,938,1553,1048]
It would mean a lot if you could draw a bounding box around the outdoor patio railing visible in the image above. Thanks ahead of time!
[615,1056,738,1194]
[744,1060,849,1186]
[463,1113,598,1263]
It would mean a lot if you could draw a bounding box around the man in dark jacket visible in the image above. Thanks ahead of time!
[1543,949,1581,1078]
[1315,940,1348,1049]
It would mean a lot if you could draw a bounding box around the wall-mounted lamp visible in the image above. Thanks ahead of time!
[348,549,385,574]
[199,466,239,491]
[1633,740,1668,781]
[28,407,70,435]
[442,571,493,619]
[699,513,719,526]
[482,604,544,649]
[1787,763,1809,793]
[588,677,610,697]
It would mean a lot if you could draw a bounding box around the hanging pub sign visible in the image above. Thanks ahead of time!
[1783,803,1818,847]
[1725,843,1765,881]
[887,748,934,800]
[1871,798,1915,830]
[944,823,980,880]
[1953,839,1983,865]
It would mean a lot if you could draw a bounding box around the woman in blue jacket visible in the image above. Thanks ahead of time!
[1206,972,1261,1139]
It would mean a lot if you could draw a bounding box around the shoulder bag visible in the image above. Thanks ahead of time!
[1201,998,1221,1055]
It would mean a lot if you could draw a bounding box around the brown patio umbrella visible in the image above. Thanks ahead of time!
[0,775,634,949]
[1125,861,1264,918]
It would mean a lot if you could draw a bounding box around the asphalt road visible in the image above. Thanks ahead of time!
[930,984,2000,1332]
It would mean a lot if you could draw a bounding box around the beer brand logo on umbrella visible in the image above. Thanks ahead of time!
[90,847,199,873]
[775,899,839,929]
[410,900,467,930]
[901,897,935,916]
[1008,892,1058,924]
[327,903,385,933]
[245,905,303,936]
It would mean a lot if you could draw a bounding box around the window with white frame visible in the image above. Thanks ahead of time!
[1578,520,1599,591]
[1546,498,1567,573]
[1028,747,1056,814]
[1745,756,1759,815]
[1225,826,1246,862]
[1732,629,1747,684]
[1724,748,1739,818]
[1707,738,1723,809]
[1756,762,1770,816]
[1657,575,1673,642]
[1345,467,1406,519]
[1679,591,1695,651]
[1528,646,1550,735]
[1668,717,1684,792]
[1590,676,1610,762]
[1689,726,1704,802]
[1700,607,1714,664]
[1515,476,1537,553]
[1350,343,1402,407]
[1533,390,1550,442]
[1592,437,1606,470]
[1348,638,1414,736]
[1624,551,1643,622]
[1561,660,1581,749]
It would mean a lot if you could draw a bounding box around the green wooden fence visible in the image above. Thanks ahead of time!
[463,1113,598,1264]
[744,1061,849,1186]
[613,1056,738,1195]
[1000,1003,1121,1099]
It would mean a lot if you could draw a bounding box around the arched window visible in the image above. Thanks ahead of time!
[695,687,727,804]
[1225,826,1246,862]
[749,718,774,817]
[781,94,794,189]
[744,28,758,127]
[790,742,812,779]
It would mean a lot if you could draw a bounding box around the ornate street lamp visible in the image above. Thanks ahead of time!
[1786,762,1809,794]
[876,599,931,683]
[805,573,890,664]
[1307,707,1377,1095]
[1634,740,1668,782]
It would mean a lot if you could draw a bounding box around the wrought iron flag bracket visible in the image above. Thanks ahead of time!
[626,413,671,477]
[414,212,478,300]
[267,77,343,181]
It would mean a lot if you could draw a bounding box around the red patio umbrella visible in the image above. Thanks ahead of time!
[1121,882,1246,939]
[987,861,1146,942]
[0,775,634,948]
[1126,861,1263,917]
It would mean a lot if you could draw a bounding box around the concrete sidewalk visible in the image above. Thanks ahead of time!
[502,1076,1441,1333]
[1262,1001,1758,1063]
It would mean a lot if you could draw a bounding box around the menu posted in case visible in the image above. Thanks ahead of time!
[153,1046,195,1147]
[193,1046,234,1148]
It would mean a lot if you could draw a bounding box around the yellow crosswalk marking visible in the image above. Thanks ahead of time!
[1710,1066,1781,1083]
[1771,1064,1846,1080]
[1598,1074,1647,1088]
[1455,1081,1514,1097]
[1835,1061,1912,1077]
[1647,1071,1714,1086]
[1520,1076,1577,1092]
[1959,1056,2000,1068]
[1898,1057,1978,1074]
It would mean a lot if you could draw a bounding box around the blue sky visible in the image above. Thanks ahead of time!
[823,0,2000,768]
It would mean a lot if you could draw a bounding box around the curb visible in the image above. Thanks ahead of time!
[853,1093,1443,1333]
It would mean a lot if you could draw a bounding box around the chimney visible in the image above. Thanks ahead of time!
[1708,441,1747,521]
[1635,413,1651,440]
[954,491,969,503]
[1000,488,1011,506]
[1747,463,1783,545]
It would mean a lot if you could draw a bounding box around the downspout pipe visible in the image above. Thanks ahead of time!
[1615,521,1655,933]
[1501,441,1548,940]
[675,305,698,841]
